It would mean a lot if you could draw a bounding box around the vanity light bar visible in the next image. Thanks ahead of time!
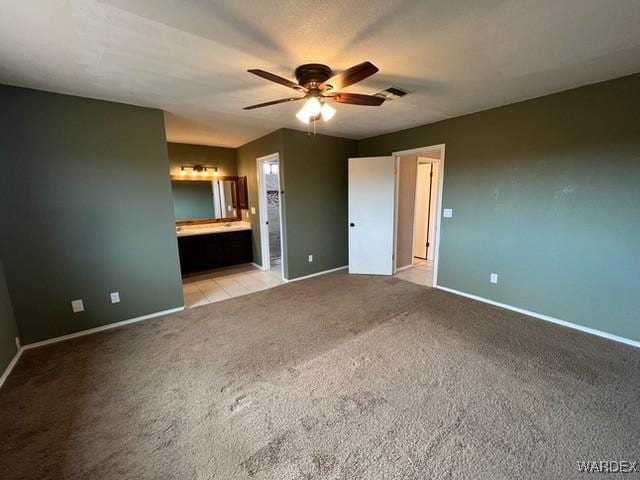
[179,165,218,177]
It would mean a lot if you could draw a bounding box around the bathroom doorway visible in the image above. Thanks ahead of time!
[256,153,284,275]
[393,145,445,287]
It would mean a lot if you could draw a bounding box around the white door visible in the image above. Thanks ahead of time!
[348,156,395,275]
[413,163,431,259]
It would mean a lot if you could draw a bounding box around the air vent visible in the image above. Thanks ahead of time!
[375,86,409,100]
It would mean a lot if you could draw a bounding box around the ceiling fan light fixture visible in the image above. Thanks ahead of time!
[296,97,322,123]
[297,98,336,124]
[296,107,310,124]
[321,102,336,121]
[305,97,322,116]
[245,62,385,130]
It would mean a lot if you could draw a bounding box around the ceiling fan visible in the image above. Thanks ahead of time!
[243,61,385,124]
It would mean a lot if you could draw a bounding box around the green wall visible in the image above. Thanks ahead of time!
[0,85,184,344]
[237,130,285,271]
[282,129,357,278]
[171,180,215,221]
[358,73,640,342]
[0,258,19,375]
[167,142,237,177]
[236,129,356,280]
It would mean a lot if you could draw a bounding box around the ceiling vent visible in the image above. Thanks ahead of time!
[375,87,409,100]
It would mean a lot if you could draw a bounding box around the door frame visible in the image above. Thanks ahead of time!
[392,144,446,286]
[256,153,284,276]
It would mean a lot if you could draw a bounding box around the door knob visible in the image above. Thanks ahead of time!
[350,222,355,227]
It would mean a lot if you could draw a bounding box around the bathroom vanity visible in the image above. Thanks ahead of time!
[176,223,253,274]
[171,175,253,275]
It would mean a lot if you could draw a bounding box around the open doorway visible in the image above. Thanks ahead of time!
[256,153,284,276]
[393,145,444,287]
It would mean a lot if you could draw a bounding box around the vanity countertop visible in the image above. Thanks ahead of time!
[176,221,251,237]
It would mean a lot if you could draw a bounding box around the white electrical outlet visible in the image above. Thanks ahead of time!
[490,273,498,284]
[308,254,313,263]
[251,207,256,215]
[71,299,84,313]
[110,292,120,304]
[443,208,453,218]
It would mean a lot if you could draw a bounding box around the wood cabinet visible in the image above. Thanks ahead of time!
[177,230,253,275]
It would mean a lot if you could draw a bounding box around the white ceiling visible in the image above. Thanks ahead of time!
[1,0,640,148]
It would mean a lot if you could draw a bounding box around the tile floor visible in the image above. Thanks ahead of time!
[182,262,285,309]
[394,258,434,287]
[183,257,433,309]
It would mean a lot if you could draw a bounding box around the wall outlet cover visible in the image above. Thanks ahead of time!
[110,292,121,304]
[490,273,499,284]
[308,255,313,263]
[443,208,453,218]
[71,299,84,313]
[251,207,256,214]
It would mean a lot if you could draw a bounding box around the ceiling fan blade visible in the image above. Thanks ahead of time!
[320,61,379,91]
[325,92,385,106]
[247,69,304,91]
[243,97,305,110]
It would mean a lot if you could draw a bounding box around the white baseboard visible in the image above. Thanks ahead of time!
[285,265,348,283]
[435,285,640,349]
[0,346,24,390]
[23,306,185,350]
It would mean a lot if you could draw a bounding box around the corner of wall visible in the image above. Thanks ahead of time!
[0,257,20,377]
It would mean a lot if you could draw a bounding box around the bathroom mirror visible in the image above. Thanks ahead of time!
[171,176,242,224]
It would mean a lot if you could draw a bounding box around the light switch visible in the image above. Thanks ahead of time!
[308,254,313,263]
[490,273,498,284]
[71,299,84,313]
[251,207,256,215]
[443,208,453,218]
[110,292,120,304]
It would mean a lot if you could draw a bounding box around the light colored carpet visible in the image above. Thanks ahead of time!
[1,272,639,479]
